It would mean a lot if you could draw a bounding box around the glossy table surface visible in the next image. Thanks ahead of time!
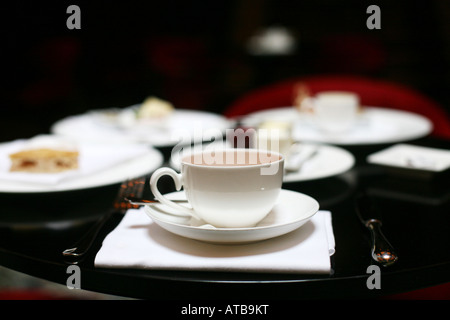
[1,137,449,300]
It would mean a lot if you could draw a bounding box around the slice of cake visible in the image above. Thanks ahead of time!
[9,148,79,173]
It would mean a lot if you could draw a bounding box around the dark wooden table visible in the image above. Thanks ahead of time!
[1,137,449,301]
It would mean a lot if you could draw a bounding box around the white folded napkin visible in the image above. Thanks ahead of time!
[0,137,150,185]
[94,208,335,274]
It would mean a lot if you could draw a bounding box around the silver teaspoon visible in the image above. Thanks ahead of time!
[125,196,188,206]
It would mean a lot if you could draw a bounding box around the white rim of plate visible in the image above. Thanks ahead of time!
[243,106,433,145]
[0,147,163,193]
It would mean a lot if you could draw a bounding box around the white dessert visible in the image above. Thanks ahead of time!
[137,96,174,119]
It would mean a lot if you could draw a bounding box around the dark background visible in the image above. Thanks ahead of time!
[2,0,450,143]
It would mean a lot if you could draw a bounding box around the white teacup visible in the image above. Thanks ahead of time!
[150,148,284,228]
[313,91,359,133]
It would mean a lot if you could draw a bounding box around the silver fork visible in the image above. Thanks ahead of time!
[62,176,146,264]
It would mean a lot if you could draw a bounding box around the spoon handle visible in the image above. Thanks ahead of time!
[126,197,188,206]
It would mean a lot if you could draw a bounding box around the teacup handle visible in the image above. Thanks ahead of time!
[149,167,200,219]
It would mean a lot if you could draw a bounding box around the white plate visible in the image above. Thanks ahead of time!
[144,189,319,244]
[51,107,232,147]
[367,144,450,172]
[0,147,163,193]
[169,142,355,182]
[243,107,433,145]
[284,143,354,182]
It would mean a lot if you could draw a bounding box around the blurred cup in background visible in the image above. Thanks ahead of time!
[313,91,359,134]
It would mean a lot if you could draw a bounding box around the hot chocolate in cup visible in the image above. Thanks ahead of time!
[150,148,284,228]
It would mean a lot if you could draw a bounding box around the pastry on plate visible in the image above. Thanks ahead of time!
[9,148,79,173]
[8,135,79,173]
[137,96,174,119]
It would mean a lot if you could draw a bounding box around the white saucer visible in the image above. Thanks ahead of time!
[243,106,432,145]
[144,189,319,244]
